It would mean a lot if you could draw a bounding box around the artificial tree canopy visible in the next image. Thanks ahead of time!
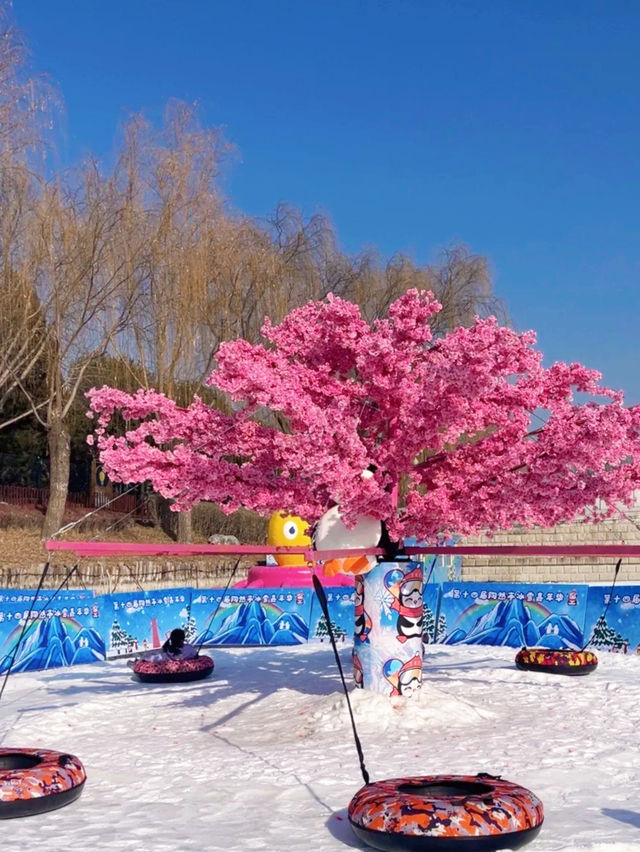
[87,290,640,541]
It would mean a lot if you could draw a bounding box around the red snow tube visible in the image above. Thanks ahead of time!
[0,748,86,819]
[132,654,214,683]
[349,773,544,851]
[515,647,598,676]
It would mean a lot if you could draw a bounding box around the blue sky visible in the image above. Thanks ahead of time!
[14,0,640,402]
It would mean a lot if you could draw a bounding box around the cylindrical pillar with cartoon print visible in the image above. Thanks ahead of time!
[352,560,423,696]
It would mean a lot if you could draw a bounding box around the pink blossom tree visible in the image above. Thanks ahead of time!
[87,289,640,545]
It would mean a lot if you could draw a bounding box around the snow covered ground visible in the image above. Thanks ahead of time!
[0,643,638,851]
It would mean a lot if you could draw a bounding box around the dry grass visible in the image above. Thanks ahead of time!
[0,505,254,592]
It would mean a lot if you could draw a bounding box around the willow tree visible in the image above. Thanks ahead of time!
[0,7,55,427]
[18,165,144,537]
[106,104,283,539]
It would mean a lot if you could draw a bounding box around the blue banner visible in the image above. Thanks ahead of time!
[102,587,193,658]
[0,588,94,603]
[422,581,443,644]
[191,587,315,646]
[5,578,640,675]
[439,582,589,649]
[308,587,355,645]
[583,585,640,654]
[0,595,105,673]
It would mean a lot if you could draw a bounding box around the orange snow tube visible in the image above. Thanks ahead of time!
[0,748,86,819]
[515,647,598,676]
[349,773,544,851]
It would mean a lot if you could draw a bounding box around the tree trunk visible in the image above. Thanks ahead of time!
[42,417,71,540]
[176,509,192,544]
[147,493,162,528]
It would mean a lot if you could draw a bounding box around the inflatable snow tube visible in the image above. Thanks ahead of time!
[348,773,544,851]
[0,748,86,819]
[515,647,598,676]
[133,654,214,684]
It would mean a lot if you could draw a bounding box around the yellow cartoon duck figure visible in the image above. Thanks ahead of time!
[267,511,312,567]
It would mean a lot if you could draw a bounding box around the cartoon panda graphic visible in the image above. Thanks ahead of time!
[354,575,372,643]
[385,566,423,643]
[352,648,364,688]
[383,654,423,697]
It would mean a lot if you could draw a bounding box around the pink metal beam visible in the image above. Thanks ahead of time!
[44,540,384,560]
[404,545,640,557]
[45,540,640,559]
[45,540,311,557]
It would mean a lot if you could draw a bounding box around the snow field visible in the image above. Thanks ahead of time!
[0,644,638,851]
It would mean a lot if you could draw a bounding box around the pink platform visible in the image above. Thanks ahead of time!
[234,564,354,589]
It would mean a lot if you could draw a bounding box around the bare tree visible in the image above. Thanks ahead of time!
[0,265,47,423]
[0,5,55,157]
[266,204,369,306]
[14,163,143,538]
[0,3,505,545]
[0,5,56,425]
[264,206,502,334]
[103,104,231,540]
[429,244,505,332]
[110,104,228,397]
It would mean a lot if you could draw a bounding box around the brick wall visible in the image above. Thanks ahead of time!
[459,502,640,584]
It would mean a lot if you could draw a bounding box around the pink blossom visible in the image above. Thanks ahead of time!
[87,290,640,542]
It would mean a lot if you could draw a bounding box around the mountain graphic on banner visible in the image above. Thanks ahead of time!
[535,614,583,649]
[444,598,583,649]
[196,601,309,646]
[0,617,106,673]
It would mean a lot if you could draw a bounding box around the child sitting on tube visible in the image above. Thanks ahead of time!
[127,628,198,668]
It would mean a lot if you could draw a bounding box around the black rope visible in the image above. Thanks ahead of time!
[422,556,438,643]
[423,555,437,587]
[31,563,80,618]
[519,558,623,654]
[125,564,146,594]
[84,489,155,595]
[195,558,242,655]
[581,559,622,652]
[312,574,370,786]
[49,481,145,539]
[0,560,50,702]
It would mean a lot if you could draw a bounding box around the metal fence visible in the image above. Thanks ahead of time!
[0,484,148,518]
